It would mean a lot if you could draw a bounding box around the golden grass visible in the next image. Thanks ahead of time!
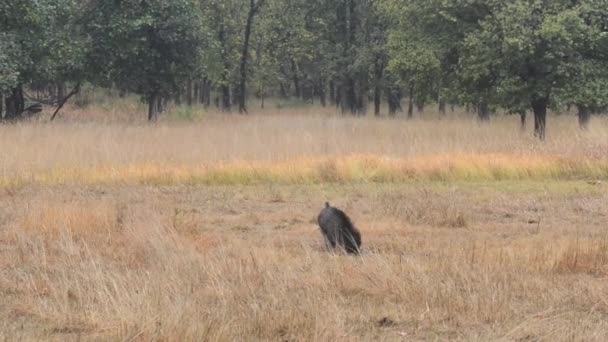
[2,152,607,188]
[1,184,608,341]
[1,105,608,341]
[1,107,607,187]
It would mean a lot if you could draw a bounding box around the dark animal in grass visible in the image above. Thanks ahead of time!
[317,202,362,254]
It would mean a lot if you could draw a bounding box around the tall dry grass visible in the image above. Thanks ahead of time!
[1,185,608,341]
[1,103,608,341]
[1,105,607,187]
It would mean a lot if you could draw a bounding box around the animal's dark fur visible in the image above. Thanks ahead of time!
[317,202,362,254]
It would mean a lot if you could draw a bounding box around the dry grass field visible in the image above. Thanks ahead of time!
[1,104,608,341]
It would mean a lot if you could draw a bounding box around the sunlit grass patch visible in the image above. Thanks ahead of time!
[1,153,606,187]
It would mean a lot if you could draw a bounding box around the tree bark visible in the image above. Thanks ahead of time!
[532,97,548,140]
[329,80,336,106]
[50,82,81,121]
[317,80,326,107]
[407,84,414,119]
[438,99,446,116]
[186,80,193,106]
[148,93,158,122]
[221,85,230,111]
[57,82,66,104]
[218,22,231,112]
[194,82,199,105]
[4,85,25,120]
[388,86,402,117]
[477,100,490,122]
[373,57,384,117]
[519,110,526,131]
[201,78,210,107]
[291,59,301,98]
[416,100,424,113]
[238,0,264,114]
[577,104,590,130]
[374,85,381,116]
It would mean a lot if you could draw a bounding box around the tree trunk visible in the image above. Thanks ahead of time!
[148,93,158,122]
[186,80,193,106]
[239,0,263,114]
[202,79,211,107]
[156,96,163,114]
[373,57,384,117]
[532,97,548,140]
[374,85,381,117]
[317,80,326,107]
[329,80,336,106]
[416,100,424,113]
[4,85,24,120]
[477,100,490,122]
[57,82,66,104]
[577,104,590,130]
[218,21,231,112]
[438,99,446,116]
[407,84,414,119]
[519,110,526,131]
[291,59,301,98]
[0,93,3,119]
[194,81,200,105]
[388,86,402,117]
[221,85,230,111]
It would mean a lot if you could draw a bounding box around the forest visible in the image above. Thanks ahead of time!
[1,0,607,139]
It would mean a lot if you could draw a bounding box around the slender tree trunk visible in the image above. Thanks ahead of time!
[221,85,230,111]
[519,110,526,131]
[239,0,263,114]
[577,104,590,130]
[291,59,301,98]
[194,81,200,105]
[57,82,66,103]
[374,85,381,116]
[199,80,205,105]
[373,57,384,117]
[148,93,158,122]
[186,80,193,106]
[416,100,424,113]
[218,22,231,112]
[156,96,163,114]
[279,83,287,98]
[477,100,490,122]
[329,80,336,106]
[317,80,326,107]
[438,99,446,116]
[388,86,402,117]
[407,84,414,119]
[532,97,548,140]
[0,94,3,119]
[175,89,182,105]
[202,79,211,107]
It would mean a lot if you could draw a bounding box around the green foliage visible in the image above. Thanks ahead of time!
[0,0,85,87]
[85,0,205,102]
[0,33,20,92]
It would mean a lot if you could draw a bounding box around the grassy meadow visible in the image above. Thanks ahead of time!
[1,101,608,341]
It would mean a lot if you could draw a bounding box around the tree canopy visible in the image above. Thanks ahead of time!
[0,0,606,138]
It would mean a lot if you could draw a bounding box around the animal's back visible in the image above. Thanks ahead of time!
[317,202,361,254]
